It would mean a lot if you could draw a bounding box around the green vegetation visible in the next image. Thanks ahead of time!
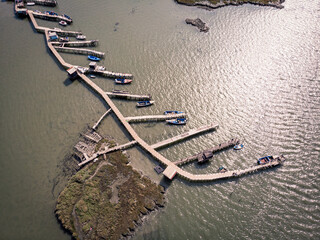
[56,141,165,240]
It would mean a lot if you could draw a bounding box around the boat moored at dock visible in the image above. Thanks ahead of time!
[234,144,244,150]
[164,110,184,115]
[88,55,100,61]
[166,118,187,125]
[59,20,67,26]
[76,35,86,40]
[114,78,132,84]
[136,100,155,108]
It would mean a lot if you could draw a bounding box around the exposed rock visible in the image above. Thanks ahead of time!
[185,18,209,32]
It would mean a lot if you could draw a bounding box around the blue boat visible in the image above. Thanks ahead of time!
[166,118,187,125]
[136,100,155,107]
[88,55,100,61]
[257,156,274,165]
[164,110,184,115]
[234,144,244,150]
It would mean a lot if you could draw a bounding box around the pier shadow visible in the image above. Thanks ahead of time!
[63,77,74,86]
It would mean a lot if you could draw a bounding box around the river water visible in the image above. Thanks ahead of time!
[0,0,319,239]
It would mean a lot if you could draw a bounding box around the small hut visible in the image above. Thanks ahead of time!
[197,150,213,163]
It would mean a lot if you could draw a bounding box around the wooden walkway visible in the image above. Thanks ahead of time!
[28,11,81,36]
[92,109,112,130]
[51,40,98,47]
[32,11,72,24]
[54,46,105,58]
[106,91,151,100]
[78,140,138,167]
[151,123,219,150]
[24,7,285,182]
[174,138,239,166]
[28,0,57,6]
[125,113,186,123]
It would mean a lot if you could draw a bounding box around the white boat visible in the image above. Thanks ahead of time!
[90,75,96,79]
[76,35,86,40]
[59,21,67,26]
[26,2,35,6]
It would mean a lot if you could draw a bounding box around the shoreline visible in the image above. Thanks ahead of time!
[176,0,285,10]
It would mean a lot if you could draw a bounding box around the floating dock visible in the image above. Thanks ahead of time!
[106,91,151,100]
[174,138,239,166]
[53,46,105,58]
[125,113,186,123]
[151,123,219,150]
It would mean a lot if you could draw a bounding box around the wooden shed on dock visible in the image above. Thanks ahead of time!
[197,150,213,163]
[67,67,79,80]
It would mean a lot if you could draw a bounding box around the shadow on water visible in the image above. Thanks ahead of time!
[63,77,74,86]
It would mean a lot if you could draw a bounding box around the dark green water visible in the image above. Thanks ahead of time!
[0,0,319,239]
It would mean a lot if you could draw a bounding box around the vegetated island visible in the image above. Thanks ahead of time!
[176,0,285,9]
[56,138,165,240]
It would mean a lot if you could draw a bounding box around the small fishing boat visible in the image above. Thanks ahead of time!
[136,100,154,108]
[76,35,86,40]
[90,75,96,79]
[234,144,244,150]
[164,110,184,115]
[59,37,69,42]
[88,55,100,61]
[63,14,72,21]
[114,78,132,84]
[217,166,228,173]
[166,118,187,125]
[26,2,35,6]
[257,156,274,165]
[59,21,68,26]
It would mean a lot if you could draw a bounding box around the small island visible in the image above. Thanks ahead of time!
[185,18,209,32]
[56,139,165,240]
[176,0,285,9]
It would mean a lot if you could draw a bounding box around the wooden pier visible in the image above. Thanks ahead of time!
[92,109,112,130]
[22,4,285,182]
[28,11,81,36]
[151,123,219,150]
[106,91,151,100]
[94,69,133,79]
[54,46,105,58]
[51,40,99,47]
[78,140,138,167]
[125,113,186,123]
[31,11,72,24]
[164,155,285,181]
[174,138,239,166]
[26,0,57,6]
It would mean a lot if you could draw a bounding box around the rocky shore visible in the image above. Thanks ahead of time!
[56,139,165,240]
[176,0,285,10]
[185,18,209,32]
